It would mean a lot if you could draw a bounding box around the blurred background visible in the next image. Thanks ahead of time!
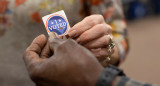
[0,0,160,86]
[121,0,160,85]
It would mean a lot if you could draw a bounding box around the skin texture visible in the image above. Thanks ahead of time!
[23,34,104,86]
[69,15,119,66]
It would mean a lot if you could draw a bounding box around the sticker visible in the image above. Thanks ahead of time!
[42,10,70,37]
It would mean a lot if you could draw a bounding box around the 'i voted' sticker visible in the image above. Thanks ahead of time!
[42,10,70,37]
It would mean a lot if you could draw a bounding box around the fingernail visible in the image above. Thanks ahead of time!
[69,30,76,38]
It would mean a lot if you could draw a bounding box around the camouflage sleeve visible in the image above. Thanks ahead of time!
[115,76,158,86]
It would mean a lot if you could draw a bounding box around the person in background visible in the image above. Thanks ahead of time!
[1,0,129,66]
[23,34,157,86]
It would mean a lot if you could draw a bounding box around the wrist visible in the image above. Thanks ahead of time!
[96,65,125,86]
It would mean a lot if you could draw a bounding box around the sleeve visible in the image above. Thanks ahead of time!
[115,76,158,86]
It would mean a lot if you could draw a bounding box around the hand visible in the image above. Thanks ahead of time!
[69,15,117,66]
[23,34,104,86]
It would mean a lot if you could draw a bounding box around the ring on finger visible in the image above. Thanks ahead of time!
[107,35,115,53]
[105,35,115,62]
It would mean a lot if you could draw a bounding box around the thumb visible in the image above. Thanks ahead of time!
[49,32,65,52]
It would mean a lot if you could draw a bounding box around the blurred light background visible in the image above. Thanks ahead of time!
[0,0,160,86]
[120,0,160,85]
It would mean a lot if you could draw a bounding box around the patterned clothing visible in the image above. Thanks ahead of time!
[0,0,129,63]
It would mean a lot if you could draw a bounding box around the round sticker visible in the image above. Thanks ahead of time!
[47,15,68,36]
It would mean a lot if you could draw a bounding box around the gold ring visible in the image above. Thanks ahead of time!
[101,56,111,66]
[105,35,115,62]
[100,35,116,66]
[107,35,115,54]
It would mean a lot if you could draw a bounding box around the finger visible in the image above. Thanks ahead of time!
[40,41,52,58]
[41,32,59,58]
[69,15,105,38]
[49,32,65,52]
[76,24,112,44]
[84,35,112,49]
[24,34,47,65]
[91,48,114,62]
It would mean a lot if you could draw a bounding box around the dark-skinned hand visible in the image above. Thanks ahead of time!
[23,34,104,86]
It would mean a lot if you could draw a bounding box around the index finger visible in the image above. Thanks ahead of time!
[69,15,105,38]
